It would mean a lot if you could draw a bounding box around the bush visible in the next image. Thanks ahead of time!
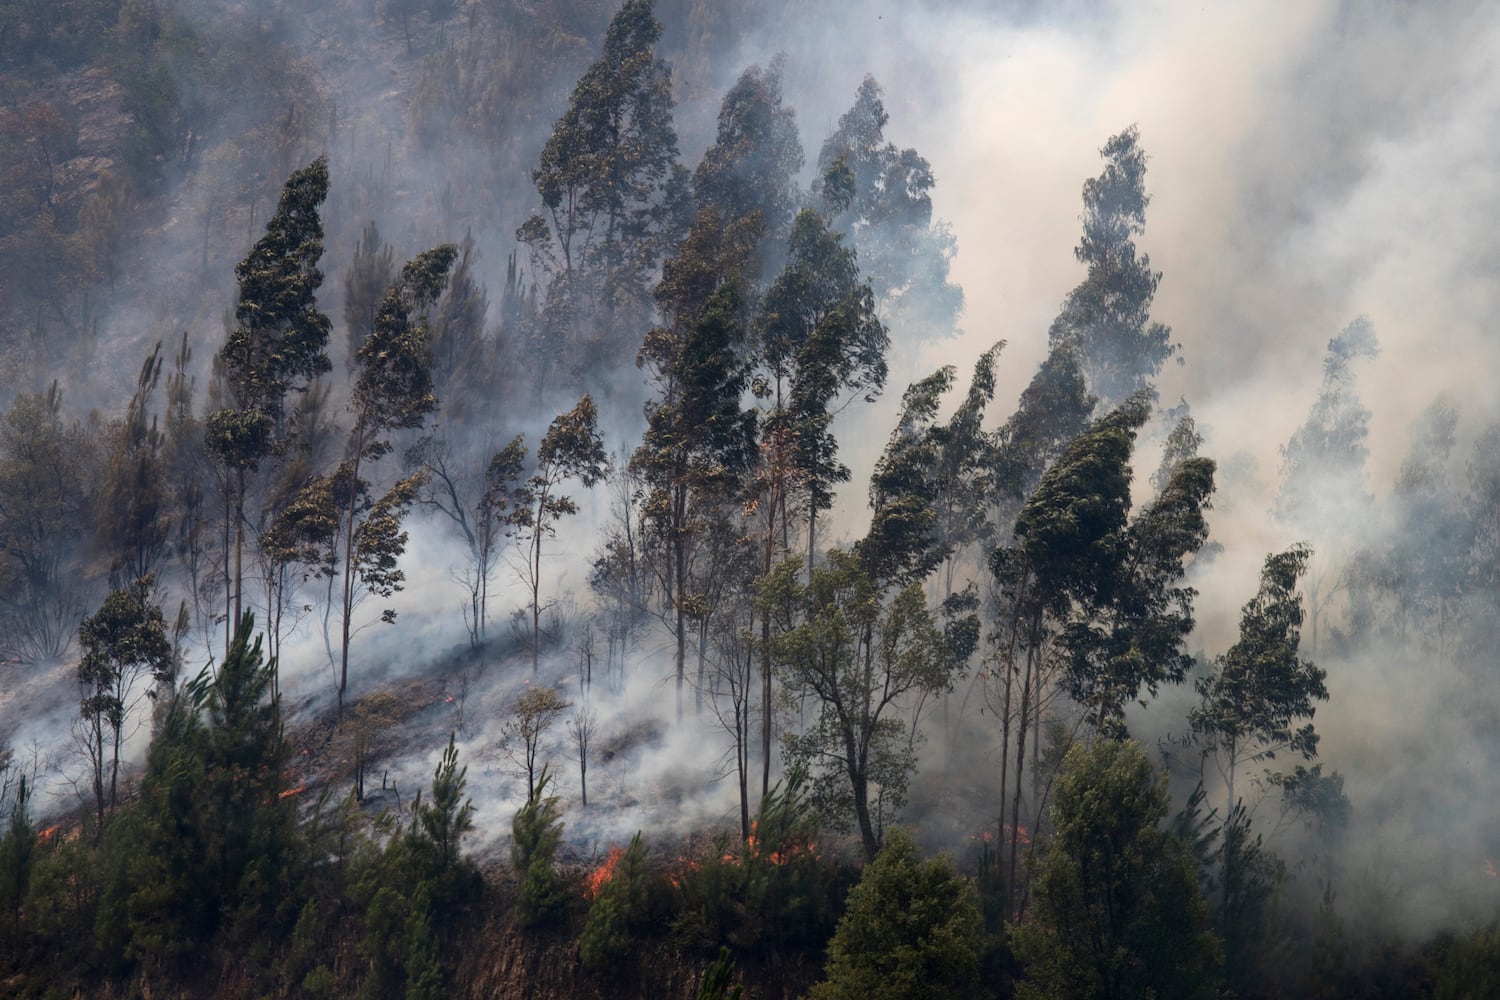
[808,829,984,1000]
[580,832,652,971]
[512,770,567,927]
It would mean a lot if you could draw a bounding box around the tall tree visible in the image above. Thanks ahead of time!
[1191,546,1329,815]
[756,208,888,578]
[0,383,94,663]
[519,0,683,383]
[275,245,455,714]
[816,75,963,346]
[692,59,804,283]
[988,393,1213,909]
[206,157,332,638]
[97,344,170,586]
[333,244,456,711]
[1014,739,1220,1000]
[513,395,609,674]
[1274,318,1379,654]
[78,576,173,837]
[764,550,971,861]
[1047,127,1175,408]
[634,285,756,717]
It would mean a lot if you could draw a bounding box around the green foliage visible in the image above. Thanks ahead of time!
[816,75,963,342]
[580,831,653,971]
[1014,739,1220,1000]
[512,770,567,928]
[994,392,1215,733]
[693,60,804,279]
[212,156,331,433]
[697,946,744,999]
[353,244,458,452]
[402,883,443,1000]
[808,829,984,1000]
[994,343,1095,508]
[77,575,174,833]
[413,733,476,873]
[1191,546,1328,810]
[1427,924,1500,1000]
[765,551,962,860]
[860,342,1003,587]
[78,612,299,981]
[346,734,480,998]
[1047,126,1175,407]
[672,773,842,958]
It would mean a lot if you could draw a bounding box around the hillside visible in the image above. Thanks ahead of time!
[2,1,1500,997]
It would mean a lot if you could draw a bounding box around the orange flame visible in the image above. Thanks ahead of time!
[745,820,817,866]
[38,825,61,841]
[278,785,306,800]
[586,846,625,899]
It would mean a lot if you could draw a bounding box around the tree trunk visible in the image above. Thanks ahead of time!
[232,470,244,632]
[339,445,366,719]
[1009,639,1036,919]
[531,498,544,676]
[674,501,686,720]
[807,505,816,588]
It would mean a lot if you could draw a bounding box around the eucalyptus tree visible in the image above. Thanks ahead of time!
[633,284,756,717]
[988,393,1214,906]
[519,0,683,384]
[1047,127,1175,409]
[755,208,888,577]
[512,396,609,675]
[97,343,170,587]
[816,75,963,345]
[692,58,804,283]
[1274,318,1379,653]
[206,157,332,640]
[272,245,456,715]
[1191,545,1329,815]
[77,576,173,837]
[762,550,969,862]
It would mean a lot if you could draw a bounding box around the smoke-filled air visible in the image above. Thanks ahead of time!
[0,1,1497,996]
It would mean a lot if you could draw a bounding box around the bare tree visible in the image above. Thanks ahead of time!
[567,705,598,808]
[501,685,571,801]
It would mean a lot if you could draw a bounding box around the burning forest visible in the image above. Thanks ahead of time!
[1,0,1500,997]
